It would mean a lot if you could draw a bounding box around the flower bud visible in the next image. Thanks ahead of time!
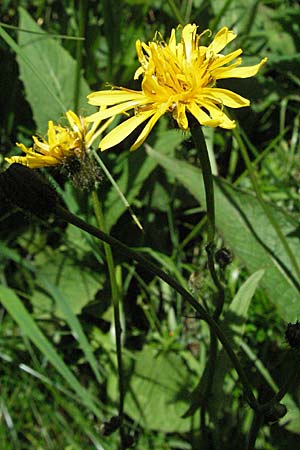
[285,321,300,349]
[100,415,121,436]
[215,247,233,268]
[264,403,287,424]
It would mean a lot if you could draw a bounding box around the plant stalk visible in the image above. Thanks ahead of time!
[91,191,126,448]
[246,412,263,450]
[54,203,258,411]
[190,125,226,436]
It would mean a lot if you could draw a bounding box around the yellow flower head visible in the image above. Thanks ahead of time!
[6,110,111,169]
[87,24,267,151]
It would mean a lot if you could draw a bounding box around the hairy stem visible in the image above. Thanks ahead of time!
[54,203,258,411]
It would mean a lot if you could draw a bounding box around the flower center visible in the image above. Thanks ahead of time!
[139,38,217,107]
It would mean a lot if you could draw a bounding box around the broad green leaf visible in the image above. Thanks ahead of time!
[0,285,102,419]
[108,346,198,432]
[31,248,100,316]
[146,146,300,321]
[17,7,93,132]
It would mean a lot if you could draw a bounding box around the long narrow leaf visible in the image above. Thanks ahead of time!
[39,276,104,385]
[0,285,102,419]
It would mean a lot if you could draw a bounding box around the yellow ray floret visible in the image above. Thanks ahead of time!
[87,24,267,152]
[6,110,113,169]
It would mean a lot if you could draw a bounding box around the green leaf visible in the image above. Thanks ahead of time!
[108,346,198,432]
[0,285,102,419]
[227,269,265,335]
[211,0,298,62]
[146,146,300,321]
[31,247,100,316]
[0,241,35,271]
[211,0,258,30]
[17,7,93,132]
[211,270,265,408]
[39,277,104,385]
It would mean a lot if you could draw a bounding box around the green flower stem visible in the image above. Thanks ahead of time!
[190,125,225,314]
[190,126,215,243]
[200,327,218,446]
[246,412,264,450]
[91,191,126,447]
[234,129,300,287]
[54,203,258,411]
[246,352,299,449]
[190,125,226,435]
